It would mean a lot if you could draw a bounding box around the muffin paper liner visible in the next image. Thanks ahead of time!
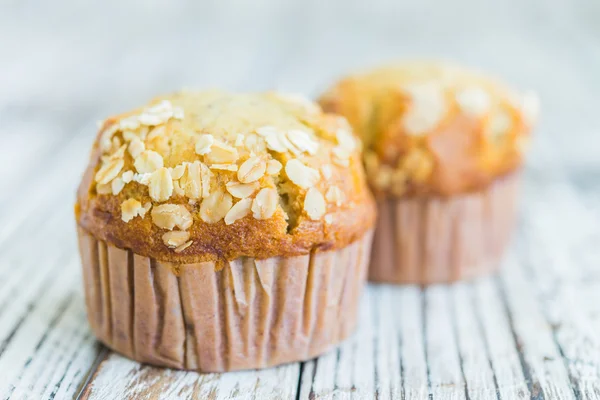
[370,174,519,284]
[77,227,373,372]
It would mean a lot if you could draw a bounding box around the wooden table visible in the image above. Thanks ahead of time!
[1,1,599,398]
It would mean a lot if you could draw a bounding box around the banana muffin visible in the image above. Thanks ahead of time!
[319,62,538,284]
[75,91,376,371]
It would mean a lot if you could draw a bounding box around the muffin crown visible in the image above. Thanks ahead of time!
[76,91,375,263]
[319,62,539,197]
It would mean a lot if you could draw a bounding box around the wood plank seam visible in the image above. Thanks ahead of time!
[469,283,502,400]
[45,332,98,399]
[422,290,432,399]
[516,240,582,400]
[372,288,381,399]
[449,288,474,400]
[495,276,544,400]
[294,362,305,400]
[397,293,406,400]
[75,346,110,400]
[0,266,65,358]
[516,206,583,399]
[4,293,74,398]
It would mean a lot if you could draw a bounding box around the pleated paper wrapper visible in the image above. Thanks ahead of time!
[77,227,373,372]
[370,174,519,284]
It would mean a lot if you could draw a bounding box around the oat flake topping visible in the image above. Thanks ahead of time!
[94,92,361,251]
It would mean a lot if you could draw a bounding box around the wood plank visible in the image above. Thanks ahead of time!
[499,251,576,399]
[0,119,68,193]
[0,128,93,246]
[335,287,375,399]
[81,354,300,400]
[0,258,100,398]
[0,132,101,399]
[299,285,428,400]
[0,208,73,322]
[451,282,498,399]
[395,286,429,399]
[8,293,99,399]
[372,286,402,399]
[518,182,600,399]
[302,349,338,399]
[474,278,530,399]
[424,286,467,400]
[298,286,376,399]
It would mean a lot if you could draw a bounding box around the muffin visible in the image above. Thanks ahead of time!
[319,62,538,284]
[75,91,376,372]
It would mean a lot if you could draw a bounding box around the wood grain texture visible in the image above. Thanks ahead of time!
[80,354,300,400]
[1,0,600,398]
[451,283,497,400]
[519,183,600,399]
[424,286,467,400]
[499,252,575,400]
[473,279,530,400]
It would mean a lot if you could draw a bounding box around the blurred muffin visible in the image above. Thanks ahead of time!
[75,91,376,372]
[319,62,538,284]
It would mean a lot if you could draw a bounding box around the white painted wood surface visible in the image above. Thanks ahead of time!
[1,0,600,398]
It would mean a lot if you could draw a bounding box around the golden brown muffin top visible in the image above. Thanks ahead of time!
[76,91,376,263]
[319,62,539,197]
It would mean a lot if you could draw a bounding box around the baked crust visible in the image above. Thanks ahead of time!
[76,91,376,263]
[319,62,539,197]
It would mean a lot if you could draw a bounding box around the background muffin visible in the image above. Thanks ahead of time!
[319,62,538,284]
[76,91,376,372]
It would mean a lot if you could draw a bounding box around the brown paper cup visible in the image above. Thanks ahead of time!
[77,227,373,372]
[370,174,519,284]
